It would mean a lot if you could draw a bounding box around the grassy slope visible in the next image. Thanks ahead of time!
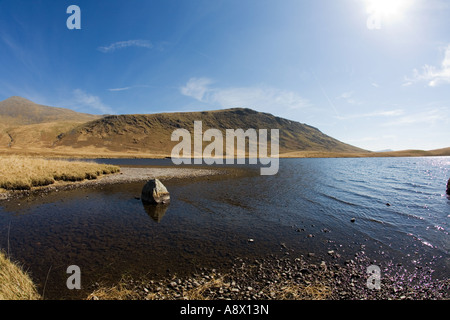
[52,108,367,156]
[0,96,102,155]
[0,251,41,300]
[0,97,367,157]
[0,96,100,125]
[0,97,448,158]
[281,147,450,158]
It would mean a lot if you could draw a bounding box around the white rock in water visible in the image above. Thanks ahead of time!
[141,179,170,204]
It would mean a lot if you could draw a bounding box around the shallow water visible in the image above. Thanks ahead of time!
[0,157,448,299]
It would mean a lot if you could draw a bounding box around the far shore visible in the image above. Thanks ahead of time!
[0,146,449,160]
[1,148,449,201]
[0,166,227,201]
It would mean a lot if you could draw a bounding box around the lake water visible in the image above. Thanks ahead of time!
[0,157,449,299]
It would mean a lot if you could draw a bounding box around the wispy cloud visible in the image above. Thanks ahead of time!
[336,109,405,120]
[336,91,361,105]
[107,84,161,92]
[404,44,450,87]
[180,77,309,112]
[107,87,132,92]
[382,107,449,126]
[346,135,397,143]
[72,89,114,114]
[97,40,152,53]
[180,78,214,101]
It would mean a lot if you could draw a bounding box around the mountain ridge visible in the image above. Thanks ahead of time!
[1,96,447,158]
[53,107,366,156]
[0,96,100,125]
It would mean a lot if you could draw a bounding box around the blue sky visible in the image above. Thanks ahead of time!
[0,0,449,151]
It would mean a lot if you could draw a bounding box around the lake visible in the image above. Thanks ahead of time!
[0,157,448,299]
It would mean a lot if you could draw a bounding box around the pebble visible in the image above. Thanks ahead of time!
[87,251,448,301]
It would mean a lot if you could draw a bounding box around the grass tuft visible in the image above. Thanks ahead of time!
[0,251,41,300]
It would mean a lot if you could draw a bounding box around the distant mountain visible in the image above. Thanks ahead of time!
[0,96,379,157]
[0,96,100,125]
[53,108,367,156]
[1,96,448,158]
[0,97,101,150]
[369,147,450,157]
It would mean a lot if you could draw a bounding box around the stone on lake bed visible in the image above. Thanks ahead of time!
[141,179,170,204]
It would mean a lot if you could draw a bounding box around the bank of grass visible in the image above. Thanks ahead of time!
[0,156,120,191]
[0,251,41,300]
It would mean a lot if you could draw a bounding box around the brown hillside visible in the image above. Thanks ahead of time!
[53,108,367,156]
[0,96,100,125]
[0,97,447,158]
[0,96,101,151]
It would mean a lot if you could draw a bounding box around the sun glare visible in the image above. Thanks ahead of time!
[366,0,410,19]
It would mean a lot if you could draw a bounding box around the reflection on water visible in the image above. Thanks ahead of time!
[143,203,170,223]
[0,157,448,299]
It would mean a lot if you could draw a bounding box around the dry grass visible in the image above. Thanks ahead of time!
[0,251,41,300]
[0,156,120,191]
[86,273,332,301]
[86,276,228,301]
[179,275,226,300]
[266,281,331,300]
[87,279,140,300]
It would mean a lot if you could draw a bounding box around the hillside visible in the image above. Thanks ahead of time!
[4,96,448,159]
[52,108,367,157]
[0,97,450,157]
[366,147,450,158]
[0,97,101,152]
[0,96,100,125]
[0,97,366,157]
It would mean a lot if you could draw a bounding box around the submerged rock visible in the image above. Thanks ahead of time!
[141,179,170,204]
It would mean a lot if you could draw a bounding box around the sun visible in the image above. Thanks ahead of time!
[366,0,410,19]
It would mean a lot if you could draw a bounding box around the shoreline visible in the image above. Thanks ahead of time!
[1,149,450,160]
[0,166,227,201]
[87,251,449,300]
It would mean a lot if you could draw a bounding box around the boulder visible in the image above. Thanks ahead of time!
[447,178,450,195]
[141,179,170,204]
